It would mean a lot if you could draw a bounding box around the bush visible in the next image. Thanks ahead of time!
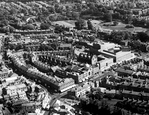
[40,23,50,30]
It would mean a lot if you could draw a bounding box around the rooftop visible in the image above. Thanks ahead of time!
[6,83,26,90]
[116,68,134,75]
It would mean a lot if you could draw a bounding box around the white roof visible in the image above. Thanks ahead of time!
[27,113,37,115]
[5,76,18,82]
[7,84,26,90]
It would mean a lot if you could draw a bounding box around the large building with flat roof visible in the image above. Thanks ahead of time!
[100,47,135,63]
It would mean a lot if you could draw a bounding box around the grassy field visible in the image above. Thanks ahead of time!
[102,22,147,32]
[54,20,147,33]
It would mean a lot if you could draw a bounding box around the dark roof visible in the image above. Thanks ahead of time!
[116,68,134,75]
[85,48,100,55]
[71,65,82,72]
[78,53,94,60]
[93,71,115,81]
[20,65,28,71]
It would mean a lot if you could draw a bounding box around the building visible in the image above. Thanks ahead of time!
[55,69,68,78]
[38,54,71,67]
[100,47,135,63]
[71,83,91,97]
[35,109,49,115]
[4,73,18,84]
[22,102,41,113]
[26,67,75,92]
[13,30,54,35]
[67,64,94,83]
[9,52,75,93]
[0,67,12,80]
[11,92,29,105]
[116,68,134,76]
[6,84,27,96]
[77,53,97,65]
[0,104,10,115]
[58,78,76,92]
[92,71,115,88]
[31,55,51,72]
[92,65,100,76]
[98,55,114,71]
[42,93,52,109]
[0,104,4,115]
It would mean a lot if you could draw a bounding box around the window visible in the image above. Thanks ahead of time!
[106,63,108,66]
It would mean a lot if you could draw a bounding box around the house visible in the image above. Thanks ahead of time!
[71,83,91,97]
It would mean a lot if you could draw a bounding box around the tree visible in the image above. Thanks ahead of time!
[72,12,80,20]
[76,3,82,11]
[87,20,93,30]
[112,107,123,115]
[104,13,112,22]
[34,87,39,93]
[123,31,132,40]
[48,14,58,21]
[88,36,95,42]
[112,12,121,19]
[137,32,149,42]
[22,24,35,30]
[84,112,92,115]
[2,88,7,95]
[40,23,50,30]
[9,8,17,15]
[110,31,125,43]
[55,25,65,33]
[4,26,15,33]
[100,100,111,115]
[130,40,147,52]
[75,19,86,30]
[93,43,101,50]
[113,21,119,26]
[102,7,108,13]
[125,14,133,24]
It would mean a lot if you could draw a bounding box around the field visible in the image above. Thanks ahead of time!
[101,22,147,32]
[53,20,147,33]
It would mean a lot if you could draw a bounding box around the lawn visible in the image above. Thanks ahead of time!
[54,20,147,33]
[101,22,147,32]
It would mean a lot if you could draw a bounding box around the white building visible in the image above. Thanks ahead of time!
[6,84,27,96]
[98,56,114,71]
[73,83,91,97]
[100,47,135,63]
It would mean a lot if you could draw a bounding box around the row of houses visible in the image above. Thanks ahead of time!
[8,52,76,93]
[14,29,54,35]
